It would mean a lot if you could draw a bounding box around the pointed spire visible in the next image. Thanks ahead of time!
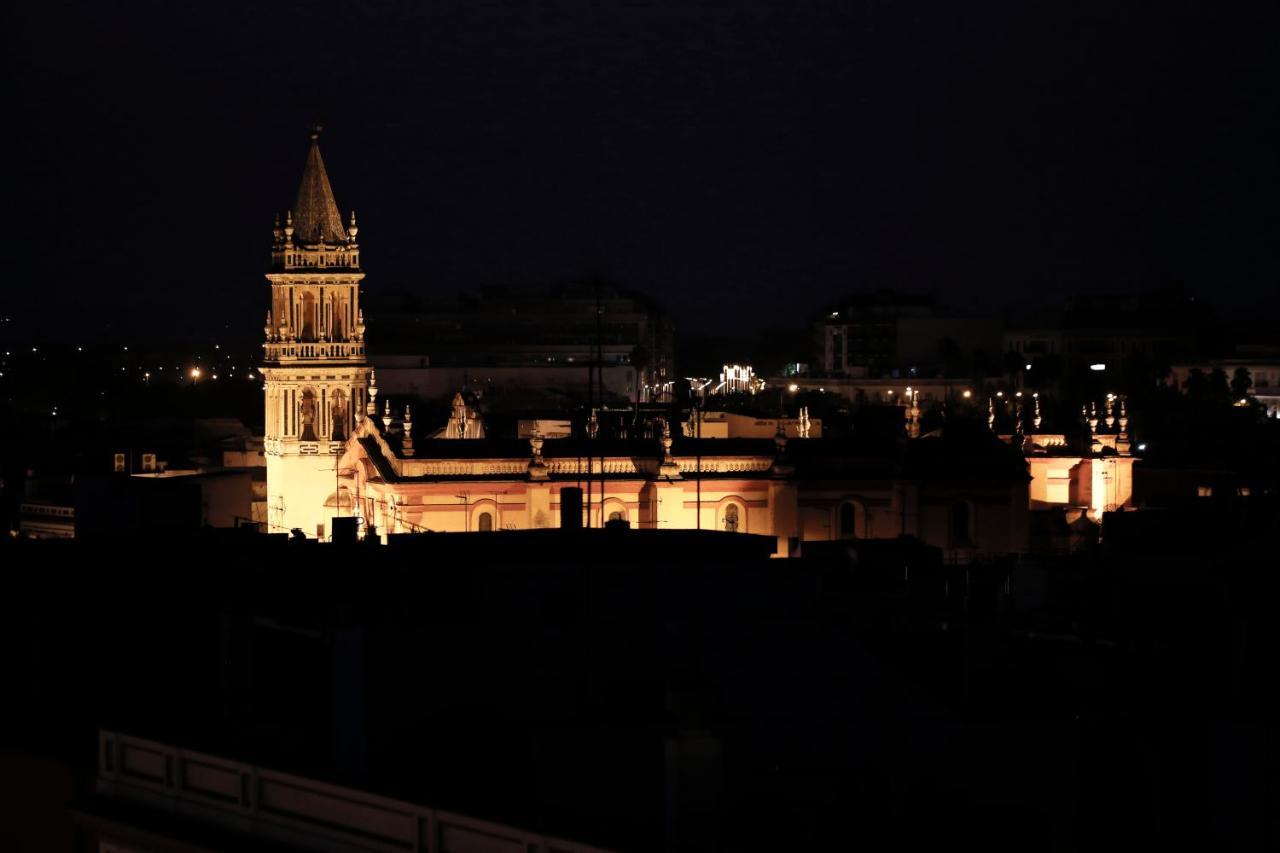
[402,405,414,455]
[292,128,348,244]
[366,370,378,415]
[1116,397,1131,456]
[658,417,680,478]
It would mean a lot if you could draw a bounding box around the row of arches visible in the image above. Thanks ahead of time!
[271,385,363,442]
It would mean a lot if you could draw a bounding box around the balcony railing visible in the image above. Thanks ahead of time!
[264,341,365,362]
[95,730,612,853]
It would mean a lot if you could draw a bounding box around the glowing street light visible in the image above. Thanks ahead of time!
[962,390,972,399]
[788,383,799,393]
[1090,363,1107,372]
[190,367,202,380]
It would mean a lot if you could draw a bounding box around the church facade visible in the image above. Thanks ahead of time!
[262,135,1032,557]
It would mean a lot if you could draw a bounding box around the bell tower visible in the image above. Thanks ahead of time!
[261,129,371,538]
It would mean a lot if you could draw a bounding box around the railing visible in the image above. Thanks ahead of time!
[19,502,75,518]
[264,341,366,361]
[96,730,613,853]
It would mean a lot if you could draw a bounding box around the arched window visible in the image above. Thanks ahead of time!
[950,501,971,547]
[608,511,623,522]
[477,511,493,532]
[330,389,348,441]
[301,292,317,340]
[839,502,858,539]
[298,388,318,441]
[724,503,740,533]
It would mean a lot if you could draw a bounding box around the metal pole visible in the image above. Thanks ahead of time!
[696,394,702,530]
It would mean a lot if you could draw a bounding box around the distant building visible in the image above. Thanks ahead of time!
[682,410,823,439]
[778,375,994,406]
[1167,348,1280,416]
[816,290,1001,377]
[1004,291,1202,380]
[368,284,675,404]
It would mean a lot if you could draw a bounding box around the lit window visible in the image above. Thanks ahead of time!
[1197,485,1213,498]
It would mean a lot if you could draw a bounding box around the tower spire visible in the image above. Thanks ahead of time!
[292,129,348,244]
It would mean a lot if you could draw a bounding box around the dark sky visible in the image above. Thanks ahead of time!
[5,1,1277,343]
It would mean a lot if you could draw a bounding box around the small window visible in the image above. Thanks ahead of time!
[1197,485,1213,498]
[141,453,157,472]
[113,453,126,473]
[724,504,740,533]
[477,511,493,532]
[1237,487,1251,497]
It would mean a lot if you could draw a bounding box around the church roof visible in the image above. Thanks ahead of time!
[292,135,347,244]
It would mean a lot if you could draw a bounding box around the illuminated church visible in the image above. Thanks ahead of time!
[260,134,1101,557]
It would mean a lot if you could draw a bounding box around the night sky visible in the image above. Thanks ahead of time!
[5,1,1277,343]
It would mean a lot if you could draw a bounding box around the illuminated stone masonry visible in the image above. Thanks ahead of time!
[261,131,372,539]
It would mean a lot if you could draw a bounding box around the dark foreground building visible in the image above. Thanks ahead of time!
[2,517,1277,850]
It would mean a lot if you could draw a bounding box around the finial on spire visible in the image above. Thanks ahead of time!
[311,124,323,142]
